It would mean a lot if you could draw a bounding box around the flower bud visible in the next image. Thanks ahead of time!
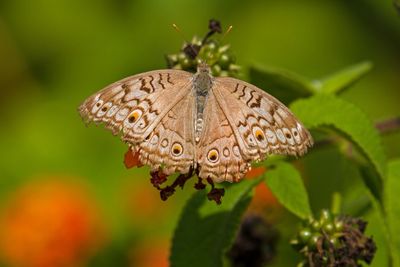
[219,53,231,69]
[298,228,312,244]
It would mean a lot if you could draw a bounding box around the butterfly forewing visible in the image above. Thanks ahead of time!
[79,70,192,141]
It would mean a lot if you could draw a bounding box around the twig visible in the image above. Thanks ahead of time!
[375,117,400,134]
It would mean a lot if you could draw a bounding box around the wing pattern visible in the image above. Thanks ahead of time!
[79,70,196,175]
[79,69,313,183]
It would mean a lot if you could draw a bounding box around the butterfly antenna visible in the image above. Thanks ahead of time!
[221,25,233,43]
[172,23,189,43]
[172,23,200,60]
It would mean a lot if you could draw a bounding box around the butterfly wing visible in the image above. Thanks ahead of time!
[79,70,196,174]
[197,91,250,183]
[212,77,313,162]
[79,70,191,140]
[138,92,196,175]
[79,68,312,182]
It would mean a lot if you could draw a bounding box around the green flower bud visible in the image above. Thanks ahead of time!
[323,223,335,234]
[229,63,240,70]
[218,44,230,54]
[195,58,203,66]
[307,233,322,250]
[319,209,332,225]
[211,64,221,76]
[190,36,202,46]
[180,57,192,70]
[178,52,187,62]
[290,238,303,250]
[220,70,229,77]
[311,220,320,231]
[172,64,182,70]
[219,53,231,69]
[203,40,218,52]
[298,228,312,244]
[334,220,344,231]
[165,54,178,68]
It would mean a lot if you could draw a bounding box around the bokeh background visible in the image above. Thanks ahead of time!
[0,0,399,266]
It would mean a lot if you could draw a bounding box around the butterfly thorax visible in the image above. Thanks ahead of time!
[193,64,213,142]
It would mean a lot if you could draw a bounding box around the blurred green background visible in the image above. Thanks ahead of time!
[0,0,399,266]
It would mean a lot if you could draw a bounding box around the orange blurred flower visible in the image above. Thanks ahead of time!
[245,167,281,218]
[245,166,267,179]
[0,178,104,267]
[251,182,279,207]
[121,178,173,227]
[130,239,169,267]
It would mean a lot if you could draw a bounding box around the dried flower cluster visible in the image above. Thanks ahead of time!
[124,148,225,204]
[291,210,376,267]
[165,19,241,77]
[150,169,225,204]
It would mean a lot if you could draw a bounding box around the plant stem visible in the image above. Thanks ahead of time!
[331,192,342,215]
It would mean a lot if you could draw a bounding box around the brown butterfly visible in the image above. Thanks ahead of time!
[79,62,313,183]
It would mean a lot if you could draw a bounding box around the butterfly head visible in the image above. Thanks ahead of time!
[197,61,211,74]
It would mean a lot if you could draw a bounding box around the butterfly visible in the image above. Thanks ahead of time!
[78,62,313,183]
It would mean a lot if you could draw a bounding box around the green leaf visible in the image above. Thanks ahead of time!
[170,178,261,267]
[315,61,372,94]
[290,94,386,200]
[249,62,372,103]
[265,161,312,219]
[385,159,400,267]
[394,0,400,15]
[363,202,390,267]
[249,64,315,104]
[359,164,383,202]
